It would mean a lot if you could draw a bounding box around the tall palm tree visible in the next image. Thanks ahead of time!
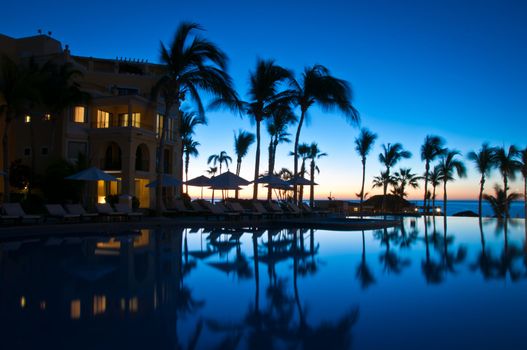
[307,143,327,208]
[495,146,520,218]
[180,110,206,141]
[372,171,396,210]
[520,148,527,221]
[0,55,39,201]
[437,150,467,216]
[420,135,445,212]
[152,22,239,214]
[290,143,311,205]
[392,168,421,198]
[207,151,232,174]
[182,137,200,193]
[290,65,359,203]
[467,143,497,218]
[354,128,377,214]
[378,143,412,212]
[429,165,441,214]
[266,104,296,199]
[233,130,255,199]
[245,59,293,199]
[484,184,521,219]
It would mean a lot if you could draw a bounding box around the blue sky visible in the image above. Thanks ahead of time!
[3,0,526,199]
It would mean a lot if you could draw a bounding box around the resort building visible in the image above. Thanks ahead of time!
[0,33,181,208]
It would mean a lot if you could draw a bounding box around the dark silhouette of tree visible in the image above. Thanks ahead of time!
[208,151,232,174]
[356,231,375,289]
[421,217,444,284]
[437,149,466,216]
[152,22,239,214]
[290,65,359,204]
[290,143,311,204]
[378,143,411,212]
[244,59,293,199]
[233,129,255,199]
[420,135,446,212]
[429,165,441,215]
[307,143,327,208]
[391,168,421,198]
[484,184,520,219]
[519,148,527,220]
[183,138,200,193]
[354,128,377,215]
[495,146,521,218]
[467,143,497,218]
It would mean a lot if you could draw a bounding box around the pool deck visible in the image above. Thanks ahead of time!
[0,215,401,241]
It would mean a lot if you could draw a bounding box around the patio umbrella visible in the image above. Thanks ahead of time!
[252,174,289,186]
[184,175,211,199]
[209,171,250,200]
[287,176,318,186]
[65,167,119,182]
[145,174,182,188]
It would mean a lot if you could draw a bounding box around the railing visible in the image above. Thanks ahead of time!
[91,120,154,131]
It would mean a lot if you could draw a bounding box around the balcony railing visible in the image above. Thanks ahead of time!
[91,120,154,131]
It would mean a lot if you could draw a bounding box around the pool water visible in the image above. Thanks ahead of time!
[1,217,526,349]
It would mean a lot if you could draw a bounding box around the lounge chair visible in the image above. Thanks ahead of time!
[2,203,42,224]
[190,201,210,215]
[64,204,99,221]
[285,202,303,217]
[171,199,195,215]
[114,203,143,221]
[226,201,263,220]
[252,201,280,219]
[300,202,330,216]
[199,201,240,220]
[45,204,81,223]
[95,203,126,221]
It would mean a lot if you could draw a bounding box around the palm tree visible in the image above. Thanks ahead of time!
[290,65,359,203]
[245,59,293,199]
[420,135,445,212]
[290,143,311,205]
[266,104,296,199]
[207,151,232,174]
[495,146,520,219]
[354,128,377,214]
[307,143,327,208]
[183,137,200,193]
[429,165,441,214]
[152,22,239,214]
[392,168,420,198]
[372,171,396,208]
[437,150,467,216]
[378,143,412,212]
[206,166,218,202]
[467,143,497,218]
[180,110,206,141]
[520,148,527,221]
[0,55,39,201]
[484,184,521,219]
[233,130,255,199]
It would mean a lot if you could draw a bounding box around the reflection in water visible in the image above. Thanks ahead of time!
[0,217,526,349]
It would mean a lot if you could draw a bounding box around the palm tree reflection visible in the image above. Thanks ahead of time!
[356,230,375,289]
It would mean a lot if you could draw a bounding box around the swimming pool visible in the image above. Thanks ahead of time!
[1,216,525,349]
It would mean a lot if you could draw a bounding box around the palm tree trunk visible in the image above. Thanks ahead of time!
[2,118,11,202]
[253,119,261,199]
[423,161,429,214]
[478,175,485,218]
[156,101,172,215]
[252,233,260,315]
[432,185,436,216]
[235,159,241,199]
[267,138,274,200]
[524,176,526,221]
[443,180,447,218]
[293,109,306,204]
[359,158,366,217]
[309,160,315,208]
[504,176,509,218]
[299,160,305,204]
[185,153,189,194]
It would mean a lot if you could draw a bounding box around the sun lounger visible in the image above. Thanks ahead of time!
[226,202,263,219]
[64,204,99,221]
[190,201,210,215]
[95,203,126,221]
[114,203,143,221]
[286,202,303,216]
[45,204,81,223]
[170,199,195,215]
[252,201,281,219]
[199,201,240,220]
[2,203,42,224]
[300,202,330,216]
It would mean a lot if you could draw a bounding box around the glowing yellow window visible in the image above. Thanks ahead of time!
[70,299,81,319]
[97,178,121,204]
[24,115,31,123]
[129,297,138,313]
[73,106,86,123]
[156,113,164,137]
[43,113,51,121]
[97,110,110,128]
[93,295,106,315]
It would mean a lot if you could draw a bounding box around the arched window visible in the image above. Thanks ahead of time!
[103,142,122,170]
[135,144,149,171]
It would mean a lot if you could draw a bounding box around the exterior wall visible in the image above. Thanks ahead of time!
[0,33,182,208]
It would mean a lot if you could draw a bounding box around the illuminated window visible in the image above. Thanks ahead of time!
[129,297,138,313]
[134,179,150,208]
[97,178,121,204]
[73,106,86,123]
[40,301,46,310]
[43,113,51,121]
[93,295,106,315]
[20,296,26,308]
[70,300,81,319]
[120,298,126,311]
[96,109,110,128]
[156,114,164,137]
[24,115,31,123]
[119,113,141,127]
